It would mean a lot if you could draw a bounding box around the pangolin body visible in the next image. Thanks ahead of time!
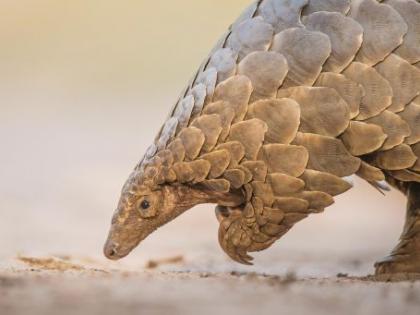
[105,0,420,268]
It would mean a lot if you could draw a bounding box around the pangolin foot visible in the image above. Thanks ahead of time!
[217,210,255,266]
[215,205,285,265]
[374,254,420,282]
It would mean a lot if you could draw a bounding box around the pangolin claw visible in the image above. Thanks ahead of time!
[218,215,255,265]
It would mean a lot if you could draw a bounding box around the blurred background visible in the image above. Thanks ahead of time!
[0,0,408,276]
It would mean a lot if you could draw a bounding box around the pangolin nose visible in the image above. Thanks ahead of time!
[104,242,119,260]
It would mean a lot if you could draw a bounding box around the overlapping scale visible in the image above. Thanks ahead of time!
[257,0,308,33]
[343,62,393,120]
[216,141,245,168]
[257,144,309,177]
[246,98,300,144]
[349,0,408,66]
[365,110,411,150]
[387,0,420,64]
[208,48,238,83]
[303,11,363,73]
[173,95,194,132]
[195,68,217,102]
[375,144,417,170]
[375,54,420,112]
[167,139,185,163]
[241,161,268,181]
[189,160,212,183]
[302,0,351,15]
[294,191,335,212]
[315,72,364,119]
[277,86,350,137]
[251,182,275,205]
[356,161,386,182]
[189,84,207,119]
[389,169,420,182]
[267,173,305,196]
[293,133,361,177]
[228,119,268,160]
[300,170,353,196]
[272,197,309,213]
[202,179,231,193]
[191,114,223,153]
[213,75,253,123]
[399,102,420,145]
[340,121,387,156]
[226,17,274,60]
[156,118,178,150]
[178,127,205,160]
[200,150,231,179]
[238,51,288,101]
[223,169,246,189]
[271,27,331,87]
[202,101,236,143]
[173,160,210,184]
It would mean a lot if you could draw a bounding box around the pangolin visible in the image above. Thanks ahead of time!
[104,0,420,277]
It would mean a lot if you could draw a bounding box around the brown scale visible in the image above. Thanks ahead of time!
[104,0,420,278]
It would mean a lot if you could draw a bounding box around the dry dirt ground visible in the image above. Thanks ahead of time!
[1,253,420,315]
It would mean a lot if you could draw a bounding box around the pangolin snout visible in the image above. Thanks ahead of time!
[104,239,137,260]
[104,222,147,260]
[103,240,122,260]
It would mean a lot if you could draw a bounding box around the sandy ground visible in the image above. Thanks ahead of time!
[1,272,420,315]
[1,251,420,315]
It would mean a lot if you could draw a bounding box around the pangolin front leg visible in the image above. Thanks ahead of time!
[216,181,322,265]
[217,202,284,265]
[217,205,255,265]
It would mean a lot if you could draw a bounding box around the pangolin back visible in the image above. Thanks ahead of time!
[137,0,420,264]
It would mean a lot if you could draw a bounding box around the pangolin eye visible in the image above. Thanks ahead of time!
[136,195,159,219]
[140,200,150,210]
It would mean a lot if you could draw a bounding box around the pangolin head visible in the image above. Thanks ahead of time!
[104,162,195,260]
[103,156,244,260]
